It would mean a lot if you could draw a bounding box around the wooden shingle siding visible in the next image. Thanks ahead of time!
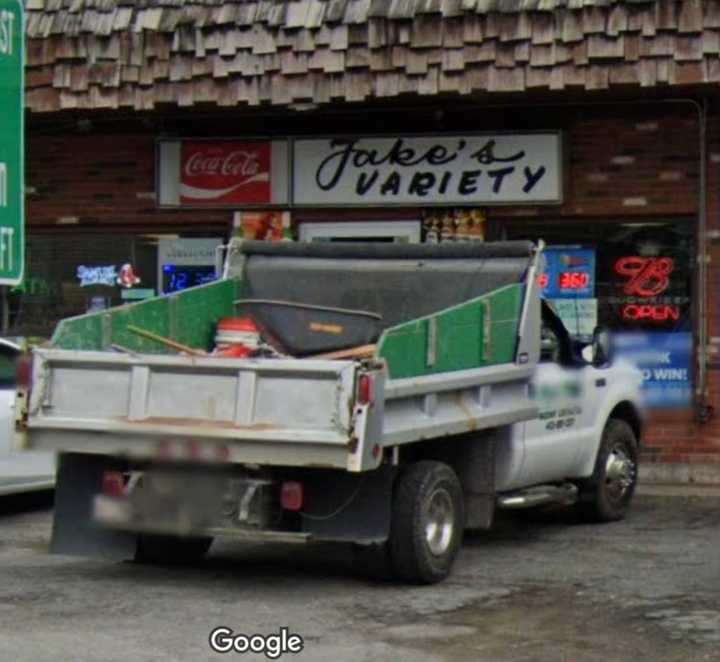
[23,0,720,112]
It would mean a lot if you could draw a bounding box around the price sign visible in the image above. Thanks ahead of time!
[558,272,590,289]
[539,248,595,299]
[0,0,24,285]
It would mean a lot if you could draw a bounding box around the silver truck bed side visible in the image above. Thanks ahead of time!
[382,364,536,445]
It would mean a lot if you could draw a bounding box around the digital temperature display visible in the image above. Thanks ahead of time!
[162,264,216,294]
[558,272,589,289]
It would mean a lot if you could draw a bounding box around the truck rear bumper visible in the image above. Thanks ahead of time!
[93,495,312,544]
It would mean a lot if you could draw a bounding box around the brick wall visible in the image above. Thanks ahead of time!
[492,113,700,219]
[638,108,720,473]
[688,107,720,472]
[25,132,231,231]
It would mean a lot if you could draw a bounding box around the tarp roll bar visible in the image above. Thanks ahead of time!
[238,240,536,260]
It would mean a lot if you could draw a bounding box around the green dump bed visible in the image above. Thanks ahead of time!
[27,240,540,472]
[50,240,534,380]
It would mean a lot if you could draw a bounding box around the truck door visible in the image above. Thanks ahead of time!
[516,304,597,487]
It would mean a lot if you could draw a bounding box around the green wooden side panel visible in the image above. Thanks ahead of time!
[377,283,523,380]
[51,278,241,353]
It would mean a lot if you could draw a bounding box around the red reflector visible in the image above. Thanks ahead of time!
[101,472,125,498]
[157,440,173,460]
[281,482,304,511]
[16,355,32,389]
[358,374,374,406]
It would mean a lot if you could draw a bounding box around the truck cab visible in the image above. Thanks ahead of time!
[497,302,642,519]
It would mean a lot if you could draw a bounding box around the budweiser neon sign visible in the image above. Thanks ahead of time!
[614,256,674,297]
[615,256,681,324]
[180,141,271,205]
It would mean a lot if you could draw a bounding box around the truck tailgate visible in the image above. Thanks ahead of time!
[23,349,358,469]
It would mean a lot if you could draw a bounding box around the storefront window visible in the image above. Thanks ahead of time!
[7,233,224,339]
[501,220,694,409]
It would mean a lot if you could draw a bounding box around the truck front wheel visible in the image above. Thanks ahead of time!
[134,534,213,565]
[578,418,638,523]
[389,461,464,584]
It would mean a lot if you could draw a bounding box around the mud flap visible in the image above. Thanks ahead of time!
[51,453,136,560]
[300,463,393,543]
[455,435,496,530]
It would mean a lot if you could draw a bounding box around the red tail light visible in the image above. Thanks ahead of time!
[15,354,32,389]
[187,440,202,460]
[358,374,374,406]
[281,481,304,511]
[101,472,125,498]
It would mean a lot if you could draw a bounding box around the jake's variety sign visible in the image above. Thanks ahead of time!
[157,133,562,208]
[294,134,562,206]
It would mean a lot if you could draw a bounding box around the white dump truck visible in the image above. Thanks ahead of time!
[17,240,643,583]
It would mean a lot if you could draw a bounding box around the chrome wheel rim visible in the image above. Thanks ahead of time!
[604,445,636,502]
[425,488,454,556]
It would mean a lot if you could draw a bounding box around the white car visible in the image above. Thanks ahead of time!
[0,338,55,495]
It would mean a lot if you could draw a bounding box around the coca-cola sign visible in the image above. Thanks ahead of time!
[179,141,271,205]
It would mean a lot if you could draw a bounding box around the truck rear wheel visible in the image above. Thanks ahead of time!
[134,534,213,565]
[389,461,464,584]
[577,418,638,523]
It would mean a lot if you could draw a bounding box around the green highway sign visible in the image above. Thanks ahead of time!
[0,0,23,285]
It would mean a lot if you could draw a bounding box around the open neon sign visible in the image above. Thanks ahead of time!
[621,304,680,322]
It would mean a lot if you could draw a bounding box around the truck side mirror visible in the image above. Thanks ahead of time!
[591,327,612,366]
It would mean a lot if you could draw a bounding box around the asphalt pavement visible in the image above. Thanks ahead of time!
[0,488,719,662]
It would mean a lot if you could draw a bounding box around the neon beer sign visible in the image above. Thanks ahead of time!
[614,257,674,297]
[621,304,680,322]
[615,256,679,324]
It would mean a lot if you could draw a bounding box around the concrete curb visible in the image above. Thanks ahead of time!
[637,483,720,498]
[639,463,720,489]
